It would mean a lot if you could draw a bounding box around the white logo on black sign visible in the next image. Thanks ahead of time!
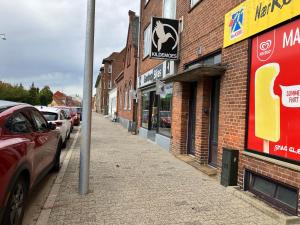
[151,17,179,60]
[152,21,179,52]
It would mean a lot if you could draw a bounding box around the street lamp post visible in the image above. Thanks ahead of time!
[0,33,6,40]
[79,0,96,195]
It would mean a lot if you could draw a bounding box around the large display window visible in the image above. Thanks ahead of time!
[247,18,300,163]
[158,83,173,137]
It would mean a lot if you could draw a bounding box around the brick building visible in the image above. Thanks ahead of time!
[95,50,125,115]
[137,0,300,216]
[115,10,139,130]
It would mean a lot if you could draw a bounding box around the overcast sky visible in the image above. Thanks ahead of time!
[0,0,139,97]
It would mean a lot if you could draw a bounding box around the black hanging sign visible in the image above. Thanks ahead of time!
[150,17,179,60]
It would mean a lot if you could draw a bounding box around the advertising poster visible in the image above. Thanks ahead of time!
[223,0,300,47]
[247,18,300,162]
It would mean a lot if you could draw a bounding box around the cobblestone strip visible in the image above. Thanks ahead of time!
[35,129,80,225]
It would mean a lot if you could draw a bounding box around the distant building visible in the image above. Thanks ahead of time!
[95,50,125,116]
[50,91,81,107]
[115,10,139,130]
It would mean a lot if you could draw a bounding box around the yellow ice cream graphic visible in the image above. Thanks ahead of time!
[255,63,280,153]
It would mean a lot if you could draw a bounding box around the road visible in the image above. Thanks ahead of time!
[22,126,80,225]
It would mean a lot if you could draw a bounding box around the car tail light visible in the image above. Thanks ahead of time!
[55,121,63,126]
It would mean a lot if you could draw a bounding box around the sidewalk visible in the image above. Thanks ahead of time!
[45,113,280,225]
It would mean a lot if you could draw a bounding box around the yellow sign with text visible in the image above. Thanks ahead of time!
[223,0,300,48]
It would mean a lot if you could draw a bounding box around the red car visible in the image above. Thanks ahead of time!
[69,107,80,126]
[0,101,62,225]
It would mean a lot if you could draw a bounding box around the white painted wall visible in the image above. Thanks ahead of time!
[108,88,117,117]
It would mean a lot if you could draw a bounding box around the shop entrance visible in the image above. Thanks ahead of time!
[208,78,220,167]
[187,82,197,155]
[148,91,158,141]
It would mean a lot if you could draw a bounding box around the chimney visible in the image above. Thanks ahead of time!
[128,10,136,20]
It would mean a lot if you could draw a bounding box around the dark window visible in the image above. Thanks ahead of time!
[6,113,32,134]
[30,110,48,131]
[42,112,58,121]
[158,84,173,137]
[142,92,150,129]
[248,172,298,215]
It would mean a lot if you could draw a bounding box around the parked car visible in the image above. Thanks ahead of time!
[0,101,62,225]
[69,107,80,126]
[75,107,82,121]
[35,106,71,148]
[53,107,74,132]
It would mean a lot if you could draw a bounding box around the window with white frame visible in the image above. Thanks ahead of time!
[108,64,112,73]
[163,0,176,19]
[128,84,132,110]
[108,80,112,89]
[190,0,200,7]
[124,90,128,110]
[143,25,151,58]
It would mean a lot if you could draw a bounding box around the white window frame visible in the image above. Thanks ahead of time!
[143,25,151,58]
[190,0,200,8]
[108,80,112,89]
[145,0,149,5]
[108,64,112,74]
[124,91,128,110]
[128,86,132,110]
[163,0,177,19]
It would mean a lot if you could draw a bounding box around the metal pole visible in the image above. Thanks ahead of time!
[79,0,96,195]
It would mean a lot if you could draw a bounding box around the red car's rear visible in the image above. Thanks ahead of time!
[0,101,61,225]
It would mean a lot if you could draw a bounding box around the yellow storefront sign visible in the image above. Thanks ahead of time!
[223,0,300,48]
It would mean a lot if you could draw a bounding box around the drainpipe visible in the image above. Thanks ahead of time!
[132,0,142,135]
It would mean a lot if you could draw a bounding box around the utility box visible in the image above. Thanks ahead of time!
[221,148,239,187]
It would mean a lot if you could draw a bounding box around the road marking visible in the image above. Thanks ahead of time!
[36,128,80,225]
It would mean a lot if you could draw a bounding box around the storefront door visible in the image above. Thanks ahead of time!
[187,82,197,155]
[209,78,220,167]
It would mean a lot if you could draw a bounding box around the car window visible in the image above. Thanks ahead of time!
[42,112,58,121]
[31,110,49,132]
[6,112,32,134]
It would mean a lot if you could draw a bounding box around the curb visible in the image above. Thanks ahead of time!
[35,128,80,225]
[226,186,300,225]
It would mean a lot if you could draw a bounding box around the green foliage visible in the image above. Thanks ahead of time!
[39,86,53,106]
[0,81,53,105]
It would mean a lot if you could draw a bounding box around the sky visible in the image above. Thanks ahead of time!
[0,0,140,97]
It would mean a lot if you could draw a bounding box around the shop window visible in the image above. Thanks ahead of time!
[158,84,173,137]
[247,171,298,215]
[185,52,222,70]
[143,25,151,58]
[142,92,150,129]
[163,0,176,19]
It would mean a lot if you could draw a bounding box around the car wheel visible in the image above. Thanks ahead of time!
[52,140,62,172]
[3,177,28,225]
[62,138,67,149]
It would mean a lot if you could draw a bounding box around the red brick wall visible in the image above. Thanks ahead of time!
[139,0,164,75]
[116,12,138,122]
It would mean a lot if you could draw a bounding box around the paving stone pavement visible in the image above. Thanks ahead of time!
[47,113,281,225]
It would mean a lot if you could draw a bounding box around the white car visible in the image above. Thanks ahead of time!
[35,106,72,148]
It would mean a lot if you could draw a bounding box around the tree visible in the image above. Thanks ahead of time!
[28,83,40,105]
[39,86,53,106]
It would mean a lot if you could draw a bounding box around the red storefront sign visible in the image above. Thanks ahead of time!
[248,18,300,162]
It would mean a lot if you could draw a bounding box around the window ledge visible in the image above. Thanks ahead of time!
[243,151,300,172]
